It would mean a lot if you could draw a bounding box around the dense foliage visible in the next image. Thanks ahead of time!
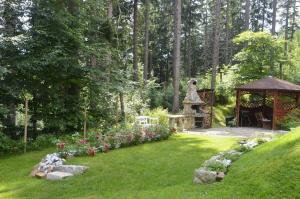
[0,0,299,143]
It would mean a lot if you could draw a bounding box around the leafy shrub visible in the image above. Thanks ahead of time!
[144,107,169,126]
[237,145,252,152]
[205,161,227,172]
[0,132,19,153]
[28,134,57,150]
[278,108,300,130]
[222,151,242,162]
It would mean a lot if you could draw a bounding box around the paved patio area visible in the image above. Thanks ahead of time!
[184,127,287,138]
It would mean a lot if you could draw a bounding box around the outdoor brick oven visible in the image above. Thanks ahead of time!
[183,79,208,129]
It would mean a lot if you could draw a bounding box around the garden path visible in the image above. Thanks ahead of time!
[184,127,287,138]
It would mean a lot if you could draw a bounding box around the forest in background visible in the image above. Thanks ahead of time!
[0,0,300,139]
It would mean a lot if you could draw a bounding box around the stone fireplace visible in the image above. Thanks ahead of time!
[183,79,206,129]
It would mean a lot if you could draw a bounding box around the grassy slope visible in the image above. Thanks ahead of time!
[209,127,300,199]
[1,128,300,199]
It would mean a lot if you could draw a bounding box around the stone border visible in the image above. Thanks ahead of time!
[193,137,273,184]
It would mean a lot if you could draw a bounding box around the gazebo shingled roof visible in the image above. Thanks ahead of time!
[236,76,300,92]
[235,76,300,130]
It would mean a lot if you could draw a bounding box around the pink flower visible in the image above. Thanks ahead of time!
[57,142,65,150]
[87,147,97,156]
[79,139,88,145]
[127,133,133,143]
[103,143,110,153]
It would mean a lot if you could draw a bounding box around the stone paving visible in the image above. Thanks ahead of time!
[184,127,287,138]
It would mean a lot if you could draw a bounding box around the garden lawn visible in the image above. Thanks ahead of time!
[1,128,300,199]
[0,135,236,199]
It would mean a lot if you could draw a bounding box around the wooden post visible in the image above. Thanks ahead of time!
[236,90,241,127]
[83,107,87,139]
[209,90,214,128]
[272,91,278,130]
[24,98,28,153]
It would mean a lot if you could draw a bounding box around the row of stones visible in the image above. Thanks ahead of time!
[193,137,272,184]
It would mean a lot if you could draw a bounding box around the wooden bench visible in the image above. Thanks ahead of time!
[136,116,159,128]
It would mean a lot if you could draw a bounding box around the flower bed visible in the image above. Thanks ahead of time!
[56,125,174,157]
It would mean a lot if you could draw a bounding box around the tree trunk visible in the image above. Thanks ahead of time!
[187,33,192,78]
[106,0,113,72]
[133,0,139,81]
[244,0,250,31]
[172,0,181,113]
[24,98,28,153]
[291,0,297,39]
[119,93,125,122]
[8,103,16,127]
[262,2,266,31]
[225,0,230,65]
[284,1,290,57]
[143,0,149,82]
[210,0,221,126]
[107,0,113,18]
[203,5,209,71]
[270,0,278,73]
[271,0,277,35]
[148,49,152,76]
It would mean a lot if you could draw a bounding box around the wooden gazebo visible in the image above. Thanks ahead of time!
[236,76,300,130]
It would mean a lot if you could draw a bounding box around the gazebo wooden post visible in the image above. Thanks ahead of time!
[272,91,278,130]
[236,90,241,127]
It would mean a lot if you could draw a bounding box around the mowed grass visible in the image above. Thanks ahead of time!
[0,135,236,199]
[1,128,300,199]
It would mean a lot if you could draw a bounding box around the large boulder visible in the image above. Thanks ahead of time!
[194,168,217,184]
[30,164,39,177]
[46,171,73,180]
[38,153,64,173]
[53,165,88,175]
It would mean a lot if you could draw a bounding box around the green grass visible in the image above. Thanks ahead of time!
[1,128,300,199]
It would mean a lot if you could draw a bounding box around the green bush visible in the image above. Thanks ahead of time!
[28,134,57,150]
[205,161,227,172]
[222,151,241,162]
[144,107,169,126]
[278,108,300,130]
[0,132,19,153]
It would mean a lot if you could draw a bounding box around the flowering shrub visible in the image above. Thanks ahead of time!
[87,147,97,156]
[56,124,174,157]
[56,142,65,150]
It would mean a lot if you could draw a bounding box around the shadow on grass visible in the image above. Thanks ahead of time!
[0,135,236,199]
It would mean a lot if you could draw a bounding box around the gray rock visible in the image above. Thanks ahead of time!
[225,150,243,156]
[46,171,73,180]
[194,168,217,184]
[30,164,39,177]
[216,172,225,181]
[203,157,232,168]
[53,165,88,175]
[37,153,64,173]
[241,140,258,149]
